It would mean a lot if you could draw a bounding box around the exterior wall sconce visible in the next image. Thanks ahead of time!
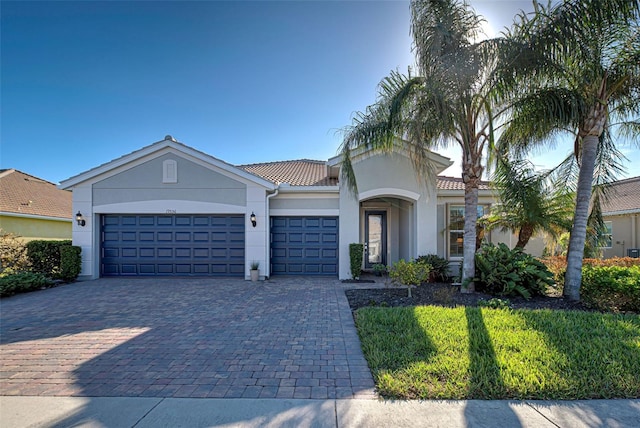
[250,212,257,227]
[75,211,86,227]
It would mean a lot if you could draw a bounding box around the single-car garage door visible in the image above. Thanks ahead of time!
[270,216,338,276]
[101,214,244,276]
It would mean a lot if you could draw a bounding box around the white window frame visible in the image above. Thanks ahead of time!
[600,221,613,248]
[447,204,489,259]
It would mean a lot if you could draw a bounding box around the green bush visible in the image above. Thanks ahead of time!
[388,259,431,297]
[0,272,53,297]
[60,245,82,281]
[26,240,72,279]
[0,230,30,274]
[416,254,450,282]
[349,243,364,279]
[581,265,640,312]
[473,243,554,299]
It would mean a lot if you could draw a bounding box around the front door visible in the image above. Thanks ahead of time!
[364,211,387,269]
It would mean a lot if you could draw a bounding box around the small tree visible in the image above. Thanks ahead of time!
[388,259,431,297]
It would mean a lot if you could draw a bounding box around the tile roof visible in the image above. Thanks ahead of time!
[602,176,640,215]
[237,159,488,191]
[436,176,491,191]
[238,160,338,186]
[0,169,72,219]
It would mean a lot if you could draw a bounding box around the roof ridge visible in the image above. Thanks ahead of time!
[238,159,326,168]
[0,168,57,185]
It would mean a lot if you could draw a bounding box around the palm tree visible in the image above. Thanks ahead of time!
[498,0,639,300]
[482,158,573,250]
[340,0,507,291]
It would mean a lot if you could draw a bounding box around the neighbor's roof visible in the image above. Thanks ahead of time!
[238,160,338,186]
[601,176,640,215]
[238,159,488,191]
[0,169,72,219]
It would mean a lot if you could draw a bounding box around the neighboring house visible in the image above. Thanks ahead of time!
[600,176,640,259]
[59,136,514,280]
[0,169,72,241]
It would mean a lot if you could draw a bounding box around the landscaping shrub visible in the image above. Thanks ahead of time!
[473,243,554,299]
[581,265,640,312]
[388,259,431,297]
[349,243,364,279]
[26,240,72,279]
[0,272,52,297]
[416,254,450,282]
[0,230,30,274]
[540,256,640,294]
[60,245,82,281]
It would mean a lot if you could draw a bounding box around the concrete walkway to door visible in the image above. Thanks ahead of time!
[0,277,377,400]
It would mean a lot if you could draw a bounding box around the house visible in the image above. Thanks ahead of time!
[0,169,72,241]
[59,136,511,280]
[600,176,640,258]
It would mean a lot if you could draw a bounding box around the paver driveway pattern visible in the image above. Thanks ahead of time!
[0,277,376,399]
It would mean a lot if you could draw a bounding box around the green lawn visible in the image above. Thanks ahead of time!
[355,306,640,399]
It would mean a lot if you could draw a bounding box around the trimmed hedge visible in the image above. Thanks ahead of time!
[60,245,82,281]
[349,243,364,279]
[581,265,640,313]
[26,240,81,281]
[0,272,53,297]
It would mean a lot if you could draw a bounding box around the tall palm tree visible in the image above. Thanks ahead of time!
[340,0,507,291]
[482,158,573,250]
[499,0,639,300]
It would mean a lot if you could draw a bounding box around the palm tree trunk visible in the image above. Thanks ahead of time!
[516,224,534,249]
[564,134,599,301]
[462,175,481,292]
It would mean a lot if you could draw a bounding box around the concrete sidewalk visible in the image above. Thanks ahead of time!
[2,396,639,427]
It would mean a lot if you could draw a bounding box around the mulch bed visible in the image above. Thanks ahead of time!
[345,283,591,312]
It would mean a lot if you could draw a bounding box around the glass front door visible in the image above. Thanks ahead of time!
[364,211,386,269]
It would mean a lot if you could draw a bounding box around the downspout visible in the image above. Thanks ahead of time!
[632,214,637,250]
[265,186,279,279]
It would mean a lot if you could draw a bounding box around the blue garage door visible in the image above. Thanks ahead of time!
[270,216,338,276]
[101,214,244,276]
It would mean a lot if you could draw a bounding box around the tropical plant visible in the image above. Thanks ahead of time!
[472,243,554,299]
[498,0,640,300]
[482,158,573,250]
[340,0,512,290]
[416,254,450,282]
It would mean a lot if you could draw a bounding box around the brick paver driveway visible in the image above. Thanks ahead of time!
[0,277,376,399]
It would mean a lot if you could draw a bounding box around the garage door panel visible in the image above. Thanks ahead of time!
[101,214,244,277]
[270,216,338,276]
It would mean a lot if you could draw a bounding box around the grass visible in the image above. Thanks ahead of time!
[355,305,640,399]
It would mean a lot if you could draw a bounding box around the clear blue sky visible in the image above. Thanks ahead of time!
[2,1,638,185]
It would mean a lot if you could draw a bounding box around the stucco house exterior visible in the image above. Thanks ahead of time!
[0,169,72,241]
[600,176,640,259]
[59,136,508,280]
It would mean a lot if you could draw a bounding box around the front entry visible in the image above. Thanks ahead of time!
[364,210,387,269]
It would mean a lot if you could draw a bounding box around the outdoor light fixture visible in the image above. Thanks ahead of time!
[75,211,86,227]
[250,212,257,227]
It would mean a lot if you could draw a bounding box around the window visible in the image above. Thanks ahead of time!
[600,221,612,248]
[448,205,488,258]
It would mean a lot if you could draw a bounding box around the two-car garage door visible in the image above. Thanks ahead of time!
[101,214,339,277]
[101,214,244,276]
